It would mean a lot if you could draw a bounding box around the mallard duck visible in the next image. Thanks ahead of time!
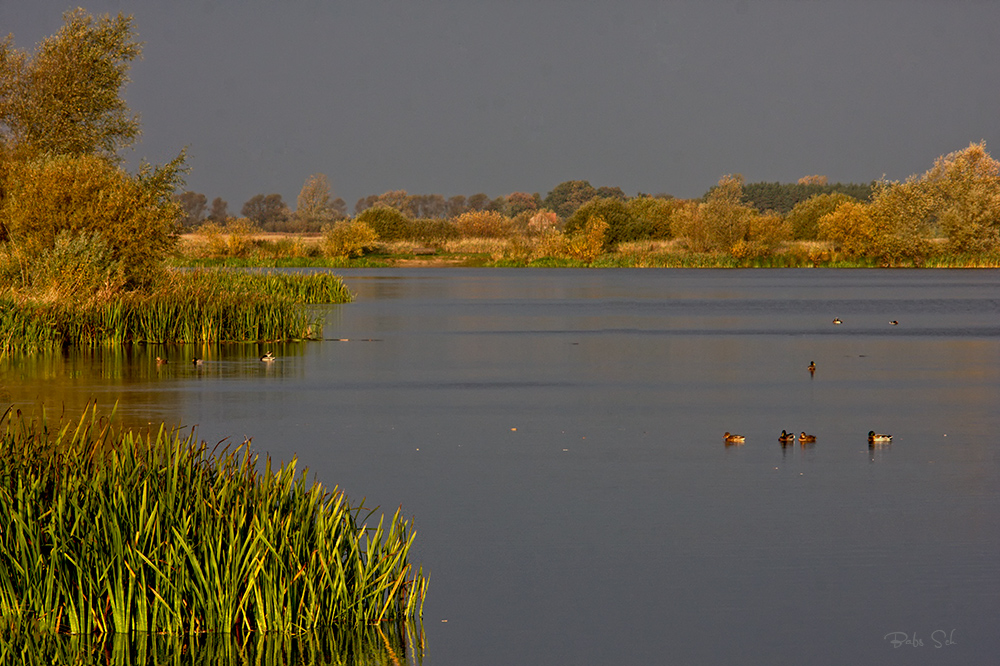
[808,361,816,374]
[778,430,795,443]
[832,317,843,325]
[261,350,275,362]
[799,432,816,443]
[868,431,892,443]
[724,432,745,444]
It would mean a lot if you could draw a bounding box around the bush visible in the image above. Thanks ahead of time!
[355,206,410,241]
[626,196,678,239]
[321,220,378,258]
[453,210,514,238]
[786,192,858,240]
[0,153,182,289]
[565,215,609,262]
[565,197,637,246]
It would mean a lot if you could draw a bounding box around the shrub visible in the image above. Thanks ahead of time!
[355,206,410,241]
[786,192,858,240]
[0,153,182,289]
[453,210,514,238]
[565,197,637,247]
[565,215,609,262]
[626,196,678,239]
[321,220,378,258]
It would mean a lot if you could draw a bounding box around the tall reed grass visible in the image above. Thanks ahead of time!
[0,405,426,636]
[0,269,353,355]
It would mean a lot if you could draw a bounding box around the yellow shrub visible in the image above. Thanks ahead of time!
[321,220,378,258]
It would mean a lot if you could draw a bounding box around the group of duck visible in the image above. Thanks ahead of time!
[155,351,277,366]
[723,430,892,446]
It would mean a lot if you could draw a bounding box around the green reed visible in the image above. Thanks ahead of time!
[0,269,353,355]
[0,405,427,636]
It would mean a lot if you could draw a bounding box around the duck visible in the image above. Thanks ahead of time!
[260,350,276,362]
[889,320,898,326]
[778,430,796,443]
[724,432,745,444]
[868,431,892,443]
[191,358,203,366]
[832,317,843,325]
[156,356,167,365]
[808,361,816,374]
[799,432,816,443]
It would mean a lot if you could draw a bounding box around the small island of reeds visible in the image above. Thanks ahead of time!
[0,405,427,636]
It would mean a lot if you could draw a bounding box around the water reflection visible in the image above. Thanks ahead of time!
[0,624,423,666]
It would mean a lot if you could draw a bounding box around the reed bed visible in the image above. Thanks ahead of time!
[0,269,353,355]
[0,406,427,636]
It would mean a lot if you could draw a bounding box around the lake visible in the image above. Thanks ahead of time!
[5,268,999,665]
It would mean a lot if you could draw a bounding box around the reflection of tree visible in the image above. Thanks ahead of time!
[0,342,308,432]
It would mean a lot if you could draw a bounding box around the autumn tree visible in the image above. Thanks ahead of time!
[241,194,289,229]
[293,173,341,231]
[173,191,207,228]
[565,197,634,248]
[625,196,679,240]
[786,192,858,240]
[921,141,1000,253]
[544,180,598,218]
[797,175,828,186]
[0,9,141,159]
[0,9,184,292]
[507,192,540,217]
[207,196,229,222]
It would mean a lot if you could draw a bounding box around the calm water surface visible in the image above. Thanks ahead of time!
[5,268,1000,665]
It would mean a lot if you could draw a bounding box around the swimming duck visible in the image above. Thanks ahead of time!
[191,358,203,366]
[832,317,843,325]
[799,432,816,443]
[889,320,898,326]
[778,430,796,443]
[156,356,167,365]
[868,431,892,443]
[261,351,275,362]
[808,361,816,374]
[724,432,745,444]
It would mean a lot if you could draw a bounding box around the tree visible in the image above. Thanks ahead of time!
[797,175,828,186]
[355,206,410,241]
[293,173,340,231]
[446,195,467,218]
[507,192,540,217]
[466,193,490,212]
[0,9,184,293]
[786,192,858,240]
[173,191,207,228]
[241,194,289,229]
[625,196,679,239]
[701,174,754,251]
[565,197,635,247]
[544,180,598,218]
[921,141,1000,252]
[207,196,229,223]
[0,9,141,160]
[1,152,182,288]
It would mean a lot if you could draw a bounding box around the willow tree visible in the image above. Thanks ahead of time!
[0,9,184,291]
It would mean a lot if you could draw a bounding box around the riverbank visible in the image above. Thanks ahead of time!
[173,233,1000,269]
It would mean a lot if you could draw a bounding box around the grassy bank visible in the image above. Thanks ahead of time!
[0,405,426,635]
[0,269,353,355]
[172,233,1000,269]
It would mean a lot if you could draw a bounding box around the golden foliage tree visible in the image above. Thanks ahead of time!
[0,9,141,159]
[921,141,1000,253]
[0,9,185,293]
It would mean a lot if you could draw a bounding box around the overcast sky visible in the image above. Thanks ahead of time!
[4,1,999,211]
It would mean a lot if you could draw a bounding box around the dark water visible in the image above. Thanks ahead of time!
[4,268,1000,665]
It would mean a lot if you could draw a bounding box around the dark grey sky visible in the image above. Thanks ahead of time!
[4,1,999,211]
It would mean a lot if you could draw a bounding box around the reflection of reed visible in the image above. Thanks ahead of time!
[0,624,425,666]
